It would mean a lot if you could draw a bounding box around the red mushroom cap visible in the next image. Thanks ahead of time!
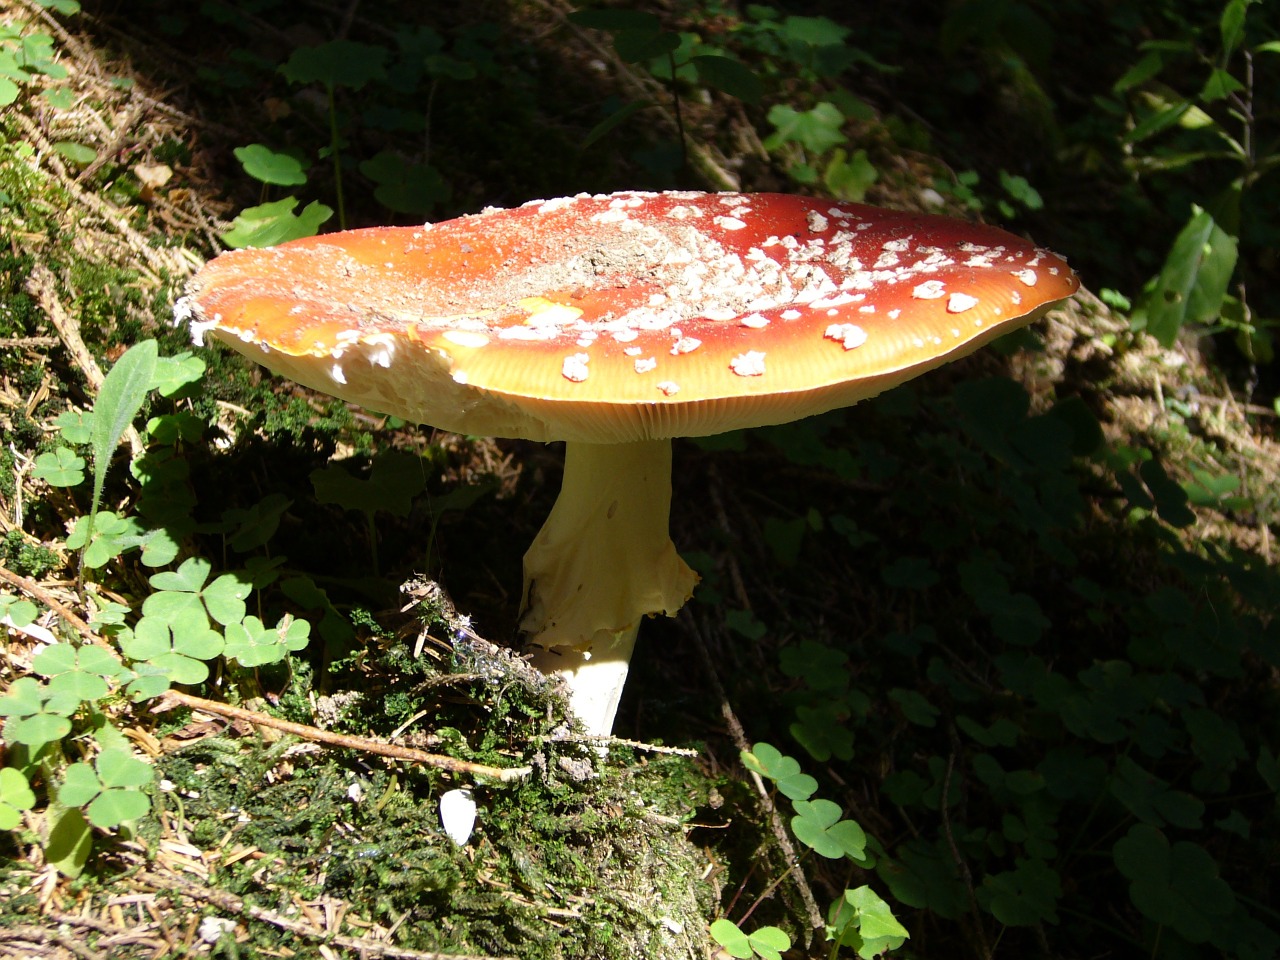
[182,191,1079,443]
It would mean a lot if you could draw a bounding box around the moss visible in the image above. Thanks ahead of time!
[150,723,714,958]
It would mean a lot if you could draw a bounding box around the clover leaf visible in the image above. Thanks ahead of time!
[66,510,132,569]
[33,447,86,487]
[0,676,79,750]
[710,919,791,960]
[54,409,92,444]
[791,798,867,860]
[233,143,307,186]
[221,197,333,249]
[827,885,911,958]
[120,608,224,685]
[33,643,124,701]
[223,614,311,668]
[0,767,36,830]
[144,557,251,626]
[977,857,1062,926]
[58,749,152,828]
[0,594,37,627]
[741,742,818,801]
[1114,824,1236,943]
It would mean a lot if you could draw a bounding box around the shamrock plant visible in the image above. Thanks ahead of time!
[1,340,331,874]
[712,742,908,960]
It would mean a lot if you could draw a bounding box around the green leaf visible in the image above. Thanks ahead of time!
[279,40,388,89]
[710,918,753,959]
[45,806,92,878]
[1200,68,1245,102]
[222,494,293,553]
[842,886,910,942]
[741,742,817,800]
[791,702,855,763]
[1143,207,1238,347]
[55,409,92,443]
[86,340,158,557]
[233,143,307,186]
[763,102,846,153]
[823,147,878,202]
[1220,0,1249,55]
[978,858,1062,925]
[791,798,867,859]
[1113,50,1165,93]
[87,787,149,828]
[0,767,36,829]
[725,608,766,640]
[202,572,252,626]
[1114,825,1237,943]
[221,197,333,248]
[1139,458,1196,527]
[32,447,86,486]
[779,639,849,691]
[148,556,210,593]
[690,54,762,102]
[359,152,451,214]
[615,28,680,62]
[0,677,75,749]
[0,77,19,108]
[124,664,172,701]
[889,688,940,727]
[876,841,967,918]
[881,556,938,589]
[96,748,153,789]
[150,352,206,398]
[121,612,222,685]
[568,10,662,31]
[0,595,37,626]
[58,762,102,806]
[745,926,790,960]
[709,919,790,960]
[52,141,96,165]
[223,614,311,667]
[311,452,427,517]
[582,99,652,148]
[66,510,130,568]
[34,643,119,701]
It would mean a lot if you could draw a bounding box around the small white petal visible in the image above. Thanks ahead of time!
[440,788,477,846]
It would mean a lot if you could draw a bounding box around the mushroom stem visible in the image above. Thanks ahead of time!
[520,438,698,735]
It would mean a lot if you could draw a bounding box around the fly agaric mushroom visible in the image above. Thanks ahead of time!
[177,191,1078,736]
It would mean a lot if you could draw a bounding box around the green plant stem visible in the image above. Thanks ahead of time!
[665,50,687,175]
[1056,905,1147,950]
[365,510,379,577]
[327,83,346,230]
[738,856,801,926]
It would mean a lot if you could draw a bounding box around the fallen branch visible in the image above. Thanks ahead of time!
[158,690,533,782]
[136,870,517,960]
[0,563,113,651]
[0,563,530,781]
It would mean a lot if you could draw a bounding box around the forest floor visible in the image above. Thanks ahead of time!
[1,2,1277,960]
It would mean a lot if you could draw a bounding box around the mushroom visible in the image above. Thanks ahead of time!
[177,191,1079,736]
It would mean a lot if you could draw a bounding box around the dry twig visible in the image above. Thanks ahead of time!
[680,611,825,938]
[157,689,533,782]
[135,870,518,960]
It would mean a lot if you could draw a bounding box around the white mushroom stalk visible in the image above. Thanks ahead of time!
[521,439,696,735]
[179,190,1079,739]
